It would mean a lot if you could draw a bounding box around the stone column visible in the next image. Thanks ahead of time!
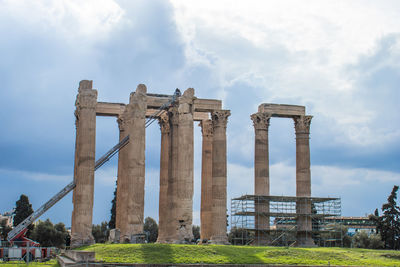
[167,88,195,243]
[71,80,97,247]
[210,110,230,244]
[251,112,271,245]
[118,84,147,243]
[156,112,170,243]
[294,115,313,246]
[199,119,213,242]
[115,115,127,234]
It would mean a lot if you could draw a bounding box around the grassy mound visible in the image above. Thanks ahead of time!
[79,243,400,266]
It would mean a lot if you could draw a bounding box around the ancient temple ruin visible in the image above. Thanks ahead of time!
[71,80,230,247]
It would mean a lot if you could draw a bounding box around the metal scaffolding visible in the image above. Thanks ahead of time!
[230,195,342,246]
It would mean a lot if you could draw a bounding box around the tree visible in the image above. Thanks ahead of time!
[380,185,400,249]
[109,181,117,229]
[228,227,254,245]
[143,217,158,243]
[14,194,34,237]
[31,219,69,248]
[352,231,383,249]
[192,225,200,241]
[92,222,109,243]
[0,219,12,240]
[369,208,382,236]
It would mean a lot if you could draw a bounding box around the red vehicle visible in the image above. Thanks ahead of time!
[1,229,52,262]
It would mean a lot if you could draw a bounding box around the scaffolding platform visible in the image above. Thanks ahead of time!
[230,195,342,246]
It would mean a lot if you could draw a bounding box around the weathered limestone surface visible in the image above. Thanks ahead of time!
[200,120,213,241]
[115,115,127,235]
[258,103,305,117]
[294,115,314,247]
[71,80,97,247]
[118,85,147,242]
[166,89,195,243]
[210,110,230,244]
[156,112,170,243]
[96,98,220,120]
[251,112,271,245]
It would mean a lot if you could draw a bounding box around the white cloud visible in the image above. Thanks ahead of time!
[0,0,125,42]
[170,0,400,148]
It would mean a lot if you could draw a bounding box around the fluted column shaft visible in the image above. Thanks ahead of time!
[251,112,271,245]
[167,89,195,243]
[115,116,128,232]
[71,80,97,247]
[294,115,313,246]
[200,119,213,241]
[119,85,147,242]
[210,110,230,244]
[156,112,170,243]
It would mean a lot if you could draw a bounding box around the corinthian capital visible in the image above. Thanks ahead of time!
[199,119,213,137]
[117,115,126,132]
[158,112,170,134]
[76,90,97,109]
[211,110,231,129]
[294,115,313,134]
[251,112,271,130]
[75,80,97,109]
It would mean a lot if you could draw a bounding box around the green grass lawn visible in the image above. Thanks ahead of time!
[0,259,58,267]
[78,243,400,266]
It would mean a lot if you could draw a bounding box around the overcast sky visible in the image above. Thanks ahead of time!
[0,0,399,228]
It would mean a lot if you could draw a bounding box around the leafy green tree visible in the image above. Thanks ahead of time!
[0,219,12,240]
[369,208,382,236]
[228,227,254,245]
[92,222,109,243]
[143,217,158,243]
[192,225,200,241]
[109,181,117,229]
[14,194,34,237]
[31,219,69,248]
[319,223,351,247]
[352,231,383,249]
[380,185,400,249]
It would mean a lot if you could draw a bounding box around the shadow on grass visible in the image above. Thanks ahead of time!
[139,244,175,264]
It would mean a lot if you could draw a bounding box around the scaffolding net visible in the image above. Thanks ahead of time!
[230,195,342,247]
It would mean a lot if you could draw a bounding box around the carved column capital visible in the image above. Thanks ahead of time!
[117,116,126,132]
[199,119,213,137]
[251,112,271,130]
[76,90,98,110]
[294,115,313,134]
[211,110,231,129]
[158,112,170,134]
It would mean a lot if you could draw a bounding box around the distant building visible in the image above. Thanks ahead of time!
[325,216,376,236]
[273,216,376,236]
[0,210,15,228]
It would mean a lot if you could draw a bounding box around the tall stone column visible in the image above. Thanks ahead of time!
[156,112,170,243]
[118,84,147,242]
[115,115,127,233]
[71,80,97,247]
[251,112,271,245]
[199,119,213,242]
[167,88,195,243]
[294,115,313,246]
[210,110,230,244]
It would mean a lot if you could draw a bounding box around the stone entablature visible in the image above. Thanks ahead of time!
[71,80,230,246]
[258,103,305,117]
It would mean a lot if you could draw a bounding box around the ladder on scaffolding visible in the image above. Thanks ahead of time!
[7,89,181,242]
